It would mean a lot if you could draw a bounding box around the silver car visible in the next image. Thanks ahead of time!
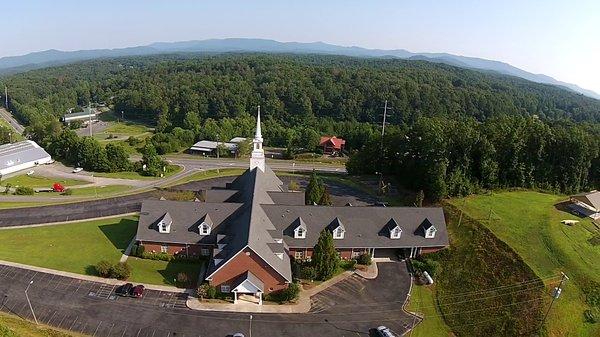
[376,326,396,337]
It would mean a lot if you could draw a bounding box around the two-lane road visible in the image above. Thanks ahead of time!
[0,107,25,134]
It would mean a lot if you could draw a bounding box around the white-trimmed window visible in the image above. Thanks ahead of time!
[294,251,304,260]
[294,227,306,239]
[425,226,437,239]
[158,221,170,233]
[200,248,211,256]
[333,227,345,239]
[199,222,211,235]
[161,244,168,253]
[391,226,402,239]
[351,250,361,258]
[220,285,230,293]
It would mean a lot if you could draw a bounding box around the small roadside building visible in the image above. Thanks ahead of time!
[62,107,98,124]
[189,137,247,156]
[569,191,600,220]
[0,140,52,177]
[319,136,345,155]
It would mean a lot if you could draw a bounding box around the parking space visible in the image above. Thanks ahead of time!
[0,262,414,337]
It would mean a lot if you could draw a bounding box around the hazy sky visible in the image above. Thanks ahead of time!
[4,0,600,93]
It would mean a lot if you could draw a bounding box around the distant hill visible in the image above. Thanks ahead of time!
[0,38,598,100]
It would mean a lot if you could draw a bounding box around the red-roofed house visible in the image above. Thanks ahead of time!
[319,136,346,155]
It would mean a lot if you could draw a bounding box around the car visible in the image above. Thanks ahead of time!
[115,283,133,297]
[131,285,145,298]
[72,167,83,173]
[26,170,34,176]
[232,333,245,337]
[376,326,396,337]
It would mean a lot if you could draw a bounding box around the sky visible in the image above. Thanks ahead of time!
[4,0,600,93]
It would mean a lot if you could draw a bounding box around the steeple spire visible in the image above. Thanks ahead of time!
[250,105,265,171]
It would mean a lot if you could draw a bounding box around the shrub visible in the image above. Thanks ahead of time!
[61,188,73,196]
[177,272,190,287]
[288,180,300,191]
[14,186,34,195]
[300,266,317,281]
[340,259,357,270]
[109,262,131,280]
[356,253,372,266]
[95,260,112,277]
[197,283,217,299]
[266,282,300,303]
[135,244,145,257]
[141,251,173,261]
[411,257,440,277]
[584,308,599,324]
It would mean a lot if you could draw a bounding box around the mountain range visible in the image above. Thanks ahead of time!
[1,38,598,100]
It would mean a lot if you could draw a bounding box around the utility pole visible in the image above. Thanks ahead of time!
[540,272,568,330]
[88,103,93,137]
[379,100,392,191]
[25,280,38,325]
[4,85,7,109]
[121,110,124,122]
[216,134,220,159]
[381,100,390,137]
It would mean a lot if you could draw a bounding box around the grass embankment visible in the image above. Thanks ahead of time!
[93,164,182,180]
[166,168,245,186]
[449,191,600,337]
[2,175,86,188]
[406,285,452,337]
[408,203,545,337]
[68,185,132,196]
[0,311,80,337]
[127,257,203,287]
[0,217,137,275]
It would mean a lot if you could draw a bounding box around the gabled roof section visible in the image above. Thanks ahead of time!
[200,213,213,227]
[158,212,173,226]
[232,271,265,293]
[293,217,307,231]
[386,218,401,231]
[328,217,345,232]
[571,190,600,210]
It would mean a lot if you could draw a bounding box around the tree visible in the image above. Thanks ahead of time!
[235,139,252,158]
[141,143,165,177]
[105,143,131,172]
[319,187,333,206]
[305,171,325,205]
[415,190,425,207]
[312,229,338,280]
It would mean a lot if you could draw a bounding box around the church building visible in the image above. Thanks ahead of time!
[135,107,449,304]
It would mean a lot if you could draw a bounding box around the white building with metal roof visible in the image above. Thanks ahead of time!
[0,140,52,177]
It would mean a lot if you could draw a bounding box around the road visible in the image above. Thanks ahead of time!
[0,262,413,337]
[0,107,25,134]
[166,156,347,174]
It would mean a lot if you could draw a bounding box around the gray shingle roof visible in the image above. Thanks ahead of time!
[136,200,243,245]
[262,205,448,249]
[571,191,600,210]
[231,271,264,292]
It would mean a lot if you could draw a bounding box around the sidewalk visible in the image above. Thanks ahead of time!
[354,261,378,279]
[0,259,186,293]
[186,270,354,313]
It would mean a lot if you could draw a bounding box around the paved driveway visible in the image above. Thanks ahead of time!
[0,263,413,337]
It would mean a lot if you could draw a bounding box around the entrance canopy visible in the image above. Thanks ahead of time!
[231,271,265,304]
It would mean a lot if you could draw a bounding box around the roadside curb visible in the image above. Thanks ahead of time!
[0,259,187,293]
[0,212,138,230]
[354,261,378,279]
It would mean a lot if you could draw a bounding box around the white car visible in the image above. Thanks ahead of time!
[26,170,35,176]
[72,167,83,173]
[376,326,396,337]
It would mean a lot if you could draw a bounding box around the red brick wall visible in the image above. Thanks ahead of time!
[289,248,369,260]
[140,241,213,257]
[209,247,288,294]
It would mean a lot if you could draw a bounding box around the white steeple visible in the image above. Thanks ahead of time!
[250,106,265,171]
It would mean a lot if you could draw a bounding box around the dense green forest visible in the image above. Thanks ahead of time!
[0,53,598,195]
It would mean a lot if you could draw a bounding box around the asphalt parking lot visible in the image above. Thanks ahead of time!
[0,263,413,337]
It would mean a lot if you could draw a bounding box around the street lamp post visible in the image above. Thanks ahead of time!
[25,280,38,324]
[249,314,253,337]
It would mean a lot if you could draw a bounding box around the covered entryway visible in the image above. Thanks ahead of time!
[231,271,264,305]
[372,248,399,260]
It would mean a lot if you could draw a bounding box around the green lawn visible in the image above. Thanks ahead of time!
[0,311,80,337]
[103,122,151,135]
[0,216,138,275]
[127,257,203,287]
[2,174,87,188]
[406,285,453,337]
[68,185,132,196]
[449,191,600,337]
[0,202,54,209]
[94,164,182,180]
[166,168,245,186]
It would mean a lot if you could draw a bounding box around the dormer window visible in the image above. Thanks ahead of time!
[198,213,213,236]
[425,226,437,238]
[294,227,306,239]
[199,222,211,235]
[333,226,345,239]
[390,226,402,239]
[157,212,172,233]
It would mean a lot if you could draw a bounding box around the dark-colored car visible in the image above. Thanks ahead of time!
[116,283,133,297]
[131,285,145,298]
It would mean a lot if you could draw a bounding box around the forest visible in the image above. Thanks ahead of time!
[0,53,598,196]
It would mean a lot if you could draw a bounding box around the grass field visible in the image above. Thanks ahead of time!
[0,202,53,209]
[127,257,203,287]
[94,164,182,180]
[166,168,245,186]
[68,185,132,196]
[2,174,87,188]
[0,216,138,275]
[449,191,600,337]
[406,285,452,337]
[0,311,80,337]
